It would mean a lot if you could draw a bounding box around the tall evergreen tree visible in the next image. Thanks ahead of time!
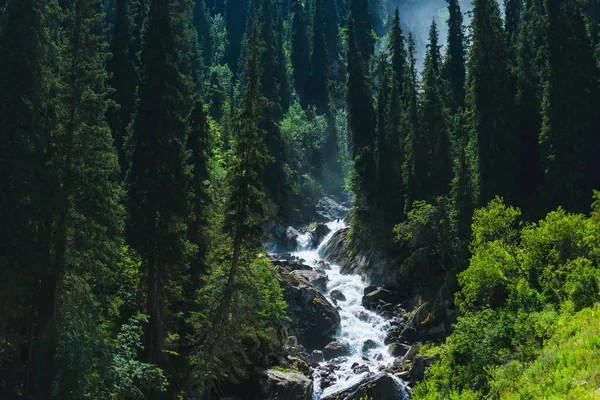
[107,0,137,172]
[450,110,475,241]
[514,0,544,207]
[349,0,374,63]
[323,0,340,65]
[291,0,310,107]
[374,54,392,232]
[0,0,58,391]
[540,0,600,214]
[310,0,330,114]
[420,20,452,198]
[193,0,213,66]
[224,0,250,73]
[388,7,405,95]
[274,6,290,112]
[259,0,288,209]
[347,16,377,241]
[505,0,524,50]
[443,0,466,112]
[127,0,192,365]
[37,0,124,395]
[403,33,423,213]
[467,0,519,205]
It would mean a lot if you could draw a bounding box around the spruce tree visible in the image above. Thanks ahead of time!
[420,20,452,198]
[514,0,544,207]
[224,0,250,73]
[443,0,466,112]
[310,0,330,114]
[291,0,310,108]
[505,0,524,50]
[388,7,405,95]
[540,0,600,213]
[0,0,58,390]
[259,0,288,209]
[349,0,374,63]
[347,16,377,241]
[323,0,340,66]
[127,0,192,365]
[107,0,137,172]
[193,0,213,66]
[467,0,519,205]
[450,110,474,242]
[403,33,424,213]
[38,0,124,395]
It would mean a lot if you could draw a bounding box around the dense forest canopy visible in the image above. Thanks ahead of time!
[1,0,600,398]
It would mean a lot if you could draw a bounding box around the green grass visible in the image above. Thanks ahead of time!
[494,303,600,400]
[271,365,303,375]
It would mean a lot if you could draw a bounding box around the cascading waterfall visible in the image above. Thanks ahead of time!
[287,220,410,399]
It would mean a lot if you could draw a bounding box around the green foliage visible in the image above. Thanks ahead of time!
[415,197,600,400]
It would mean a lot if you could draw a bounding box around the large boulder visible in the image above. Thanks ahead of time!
[329,289,346,302]
[282,226,301,252]
[276,268,340,349]
[362,288,398,309]
[323,340,350,360]
[291,269,328,292]
[263,218,286,241]
[316,197,350,222]
[320,373,408,400]
[256,369,312,400]
[269,255,313,271]
[310,223,331,247]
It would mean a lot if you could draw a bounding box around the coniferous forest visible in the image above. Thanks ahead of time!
[2,0,600,399]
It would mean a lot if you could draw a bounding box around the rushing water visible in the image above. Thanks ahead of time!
[288,221,410,400]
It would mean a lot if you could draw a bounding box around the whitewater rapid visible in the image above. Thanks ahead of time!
[290,221,409,399]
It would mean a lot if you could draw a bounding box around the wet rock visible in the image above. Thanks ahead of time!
[320,373,407,400]
[283,226,301,251]
[362,288,398,309]
[318,368,337,389]
[311,224,331,247]
[352,363,370,374]
[311,350,324,363]
[376,302,395,313]
[287,355,311,375]
[364,285,378,296]
[394,371,410,381]
[291,269,328,292]
[316,197,350,222]
[329,289,346,302]
[256,369,312,400]
[389,343,411,357]
[263,218,287,241]
[269,254,313,271]
[409,354,441,382]
[323,340,351,360]
[276,269,340,349]
[356,310,372,322]
[375,353,384,361]
[400,326,418,343]
[362,339,377,353]
[317,260,331,270]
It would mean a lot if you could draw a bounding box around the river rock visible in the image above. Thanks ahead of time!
[320,373,406,400]
[282,226,301,251]
[270,254,313,271]
[409,354,441,382]
[276,269,340,348]
[311,223,331,247]
[400,326,418,343]
[351,363,370,374]
[329,289,346,302]
[256,369,313,400]
[323,340,350,360]
[362,288,397,309]
[311,350,324,363]
[316,197,350,222]
[389,343,411,357]
[263,218,287,241]
[291,269,328,292]
[317,260,331,270]
[362,339,377,353]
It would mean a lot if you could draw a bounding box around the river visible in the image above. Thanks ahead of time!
[289,220,410,399]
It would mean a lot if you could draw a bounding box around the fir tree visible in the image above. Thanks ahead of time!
[467,0,519,205]
[224,0,250,73]
[443,0,466,112]
[514,0,544,207]
[127,0,192,365]
[193,0,213,66]
[259,0,288,209]
[450,110,475,242]
[347,16,377,241]
[388,7,405,95]
[403,33,423,213]
[349,0,374,63]
[310,0,331,114]
[540,0,600,214]
[505,0,524,50]
[107,0,137,172]
[291,0,310,108]
[420,20,452,198]
[323,0,340,65]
